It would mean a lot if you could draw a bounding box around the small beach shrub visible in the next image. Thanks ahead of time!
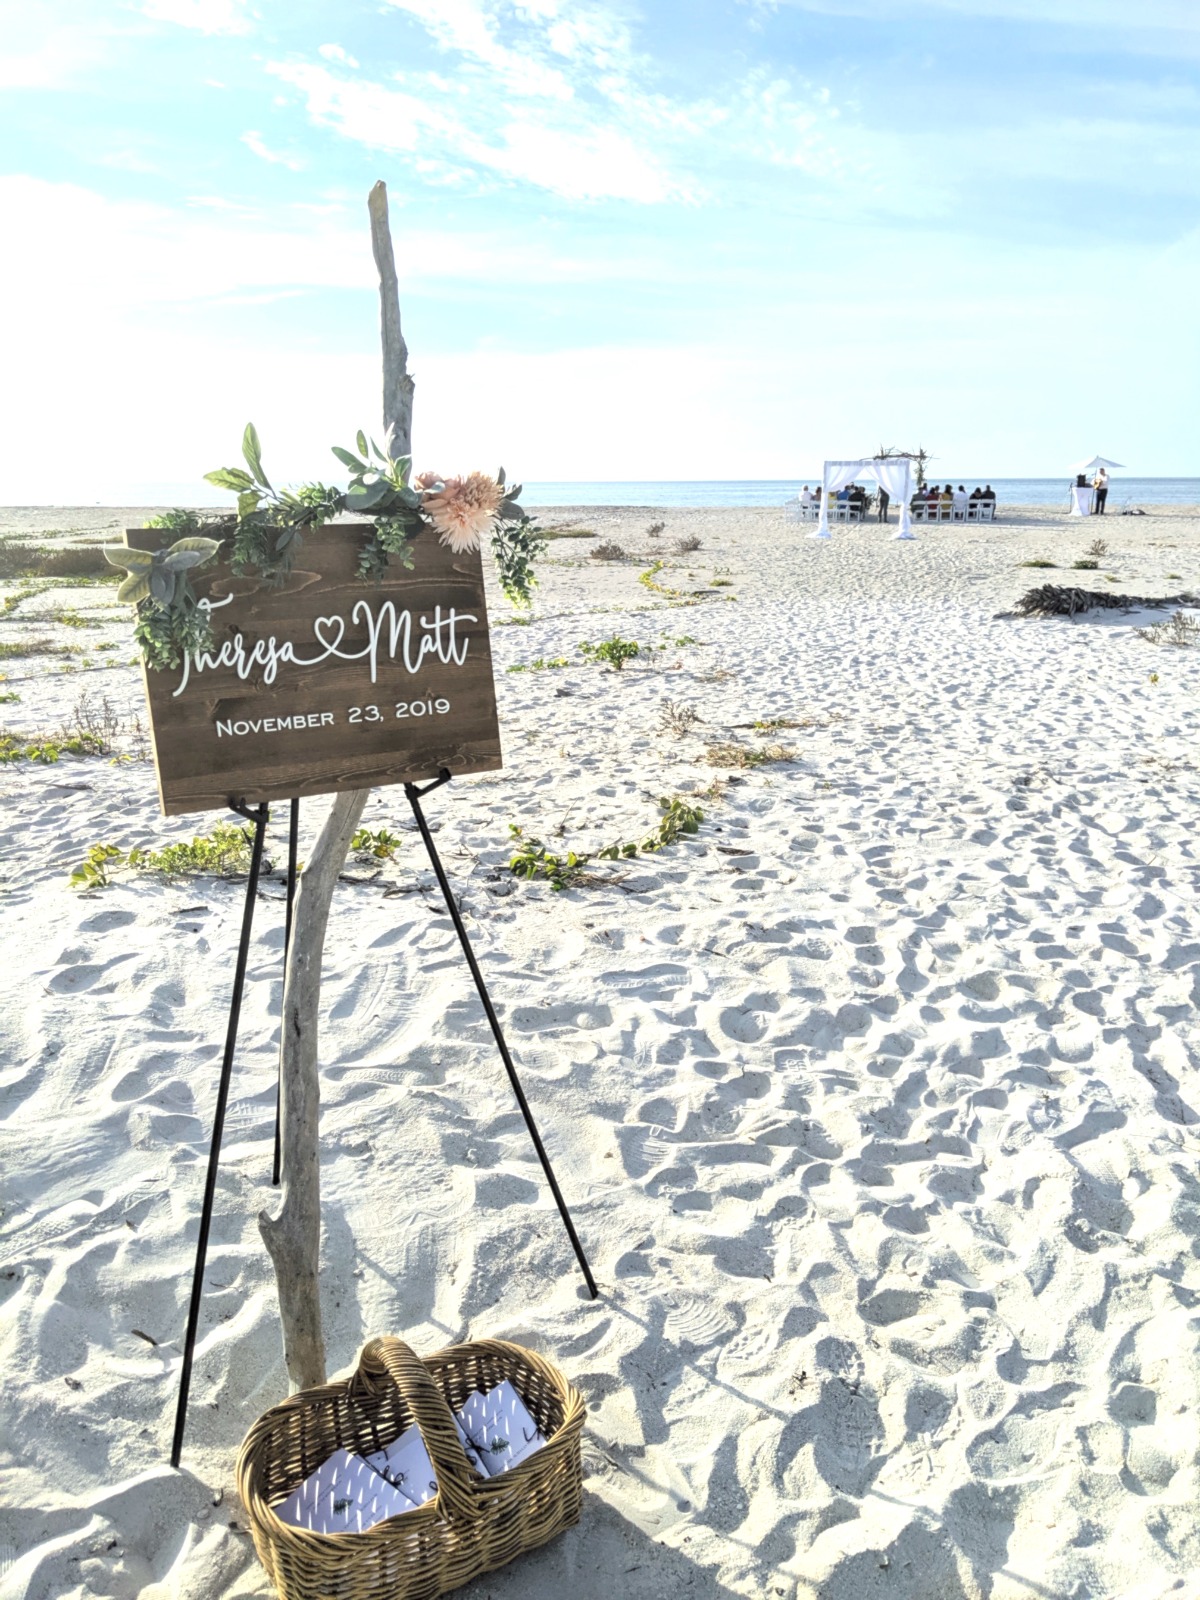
[351,826,403,861]
[128,823,258,877]
[599,796,704,857]
[508,794,709,890]
[1072,559,1099,570]
[64,689,123,754]
[646,521,666,538]
[0,544,114,580]
[673,535,702,554]
[579,636,640,671]
[70,822,263,887]
[1136,611,1200,647]
[659,699,700,736]
[0,730,106,764]
[0,639,69,658]
[590,542,626,561]
[70,843,124,889]
[508,828,589,891]
[1086,538,1109,560]
[1019,559,1057,569]
[506,656,570,673]
[0,690,19,703]
[704,740,793,768]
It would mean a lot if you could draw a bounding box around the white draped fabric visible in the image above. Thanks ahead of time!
[813,456,914,541]
[1070,485,1094,516]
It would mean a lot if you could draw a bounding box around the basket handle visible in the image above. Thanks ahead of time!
[351,1337,477,1522]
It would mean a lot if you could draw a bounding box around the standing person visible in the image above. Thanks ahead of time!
[1093,465,1109,514]
[877,487,890,523]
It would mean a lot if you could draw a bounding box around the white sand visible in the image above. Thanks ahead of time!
[1,503,1199,1600]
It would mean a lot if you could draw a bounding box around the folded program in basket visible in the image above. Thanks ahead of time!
[273,1381,546,1535]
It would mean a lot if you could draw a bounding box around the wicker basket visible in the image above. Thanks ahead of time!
[237,1336,586,1600]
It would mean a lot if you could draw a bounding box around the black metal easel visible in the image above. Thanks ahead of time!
[170,799,270,1470]
[271,797,300,1187]
[405,770,598,1300]
[171,776,596,1466]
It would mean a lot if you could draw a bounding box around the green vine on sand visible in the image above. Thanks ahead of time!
[508,796,706,891]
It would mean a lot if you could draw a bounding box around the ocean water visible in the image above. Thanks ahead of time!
[522,478,1200,509]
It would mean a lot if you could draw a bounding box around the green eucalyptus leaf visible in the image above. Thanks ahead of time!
[161,550,206,572]
[104,545,154,571]
[497,466,506,488]
[205,467,256,493]
[332,446,368,473]
[117,573,152,604]
[356,430,369,457]
[168,537,221,560]
[149,568,174,604]
[242,422,271,490]
[237,489,262,521]
[346,479,391,509]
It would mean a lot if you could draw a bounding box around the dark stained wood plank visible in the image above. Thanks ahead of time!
[126,523,504,816]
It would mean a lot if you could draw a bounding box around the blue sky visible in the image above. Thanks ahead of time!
[1,0,1197,500]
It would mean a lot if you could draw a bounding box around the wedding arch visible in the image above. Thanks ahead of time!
[812,456,915,541]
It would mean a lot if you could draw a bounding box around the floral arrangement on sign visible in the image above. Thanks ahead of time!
[106,424,546,670]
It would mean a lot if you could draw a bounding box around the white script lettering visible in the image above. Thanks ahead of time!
[174,600,477,697]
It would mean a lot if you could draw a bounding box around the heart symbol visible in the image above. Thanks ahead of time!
[312,615,346,654]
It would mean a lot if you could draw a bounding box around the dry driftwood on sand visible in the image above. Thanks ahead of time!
[1010,582,1194,618]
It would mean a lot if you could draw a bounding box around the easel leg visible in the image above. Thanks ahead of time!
[405,773,598,1300]
[171,800,271,1468]
[272,797,300,1187]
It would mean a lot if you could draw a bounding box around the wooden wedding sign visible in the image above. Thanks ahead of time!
[126,524,503,815]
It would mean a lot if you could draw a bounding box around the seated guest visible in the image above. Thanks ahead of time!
[982,484,996,503]
[939,485,953,511]
[953,484,969,514]
[969,486,982,501]
[799,485,813,506]
[836,485,851,503]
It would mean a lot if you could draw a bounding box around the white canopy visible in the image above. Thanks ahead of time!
[814,457,915,541]
[1071,455,1124,473]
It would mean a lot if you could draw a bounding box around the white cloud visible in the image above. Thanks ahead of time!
[0,174,650,316]
[269,61,687,202]
[318,43,360,68]
[269,3,852,205]
[0,11,110,90]
[241,130,306,170]
[750,0,1195,24]
[141,0,252,35]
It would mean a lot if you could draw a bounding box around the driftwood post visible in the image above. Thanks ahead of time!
[258,181,413,1390]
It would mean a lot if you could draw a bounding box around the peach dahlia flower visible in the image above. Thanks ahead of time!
[420,471,504,554]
